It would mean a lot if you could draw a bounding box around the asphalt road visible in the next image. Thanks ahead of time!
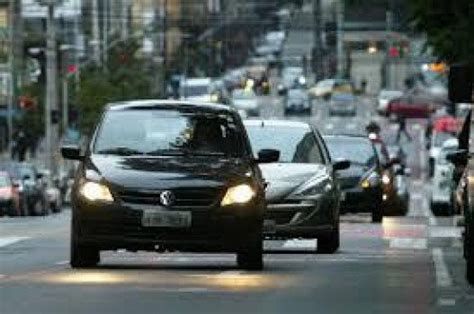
[1,95,473,314]
[1,19,473,314]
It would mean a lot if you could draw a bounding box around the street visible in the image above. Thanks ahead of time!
[2,2,473,314]
[1,94,472,313]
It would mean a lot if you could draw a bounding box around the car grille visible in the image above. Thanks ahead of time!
[339,176,361,189]
[118,188,222,208]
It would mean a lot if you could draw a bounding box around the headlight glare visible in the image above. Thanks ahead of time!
[382,174,391,185]
[361,172,380,188]
[221,184,255,206]
[80,181,114,202]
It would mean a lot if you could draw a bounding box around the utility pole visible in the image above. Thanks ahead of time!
[385,10,393,89]
[7,0,14,155]
[40,0,59,175]
[336,0,345,77]
[161,0,168,95]
[73,5,80,93]
[102,0,110,65]
[92,0,101,65]
[313,0,323,80]
[121,0,129,40]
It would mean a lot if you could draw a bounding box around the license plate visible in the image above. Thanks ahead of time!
[142,210,192,228]
[340,192,347,201]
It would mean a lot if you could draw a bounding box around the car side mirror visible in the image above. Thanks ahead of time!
[333,159,351,171]
[257,149,280,163]
[61,145,84,161]
[447,149,469,165]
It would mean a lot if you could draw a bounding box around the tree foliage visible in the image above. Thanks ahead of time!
[410,0,474,65]
[74,38,156,133]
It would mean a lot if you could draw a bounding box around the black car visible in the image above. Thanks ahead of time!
[0,162,47,216]
[61,100,279,270]
[284,89,311,115]
[245,120,349,253]
[323,135,384,222]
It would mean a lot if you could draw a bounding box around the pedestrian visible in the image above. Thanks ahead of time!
[396,115,412,143]
[16,131,28,162]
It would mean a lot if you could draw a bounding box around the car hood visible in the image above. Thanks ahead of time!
[338,163,372,179]
[259,163,328,201]
[85,155,252,190]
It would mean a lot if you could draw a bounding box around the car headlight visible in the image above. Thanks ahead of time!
[361,172,380,189]
[221,184,255,206]
[293,176,331,197]
[382,173,391,185]
[79,181,114,202]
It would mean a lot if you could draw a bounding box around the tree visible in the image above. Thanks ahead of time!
[410,0,474,66]
[74,38,155,133]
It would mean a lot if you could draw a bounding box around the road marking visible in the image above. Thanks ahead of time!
[432,248,453,287]
[389,238,427,250]
[437,298,456,306]
[429,226,462,238]
[283,239,317,250]
[325,123,334,130]
[0,237,29,248]
[54,260,69,266]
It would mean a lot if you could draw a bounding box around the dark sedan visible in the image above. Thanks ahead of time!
[324,135,384,223]
[62,101,279,270]
[245,120,350,253]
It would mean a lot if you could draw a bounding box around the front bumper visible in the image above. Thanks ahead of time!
[263,196,337,239]
[73,198,264,252]
[340,186,382,213]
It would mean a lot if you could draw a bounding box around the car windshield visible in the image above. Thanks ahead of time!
[288,90,308,100]
[94,109,244,157]
[246,125,324,164]
[325,138,377,167]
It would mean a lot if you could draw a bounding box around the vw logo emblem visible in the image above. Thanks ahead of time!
[159,191,175,207]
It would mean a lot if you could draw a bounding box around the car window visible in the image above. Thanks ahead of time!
[325,138,377,167]
[246,125,325,164]
[94,109,245,157]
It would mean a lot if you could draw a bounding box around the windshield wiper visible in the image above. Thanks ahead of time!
[96,147,145,156]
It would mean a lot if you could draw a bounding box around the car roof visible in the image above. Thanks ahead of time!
[107,100,234,113]
[244,119,311,129]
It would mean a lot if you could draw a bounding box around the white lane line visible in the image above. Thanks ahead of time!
[0,274,5,279]
[438,298,456,306]
[432,248,453,287]
[283,239,317,250]
[389,238,427,250]
[54,260,69,266]
[0,237,29,248]
[429,226,462,238]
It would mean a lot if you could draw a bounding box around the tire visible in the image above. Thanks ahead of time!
[317,225,340,254]
[70,219,100,268]
[372,207,383,223]
[467,255,474,285]
[237,227,263,271]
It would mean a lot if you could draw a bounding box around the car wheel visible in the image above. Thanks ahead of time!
[372,207,383,223]
[317,225,340,254]
[237,227,263,270]
[70,219,100,268]
[467,255,474,285]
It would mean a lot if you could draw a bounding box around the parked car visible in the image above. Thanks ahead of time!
[61,100,279,269]
[0,162,47,216]
[430,138,458,216]
[328,93,357,117]
[284,89,311,115]
[377,90,403,115]
[245,120,349,252]
[0,171,20,217]
[231,88,260,116]
[324,135,384,222]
